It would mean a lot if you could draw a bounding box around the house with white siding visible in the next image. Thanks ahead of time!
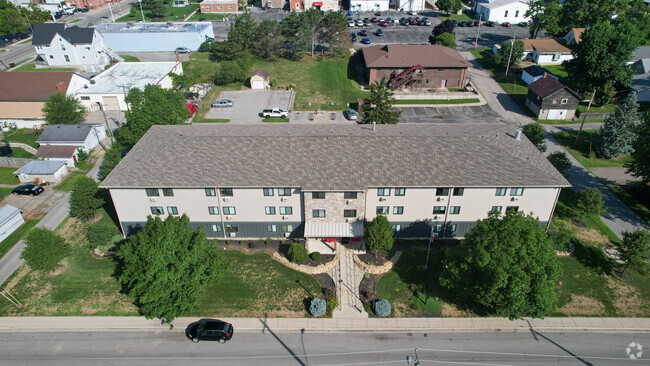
[474,0,530,24]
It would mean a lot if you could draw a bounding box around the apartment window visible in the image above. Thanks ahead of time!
[167,206,178,215]
[267,224,277,232]
[344,209,357,217]
[433,206,446,214]
[206,5,211,9]
[80,96,90,100]
[208,206,219,215]
[145,188,159,197]
[561,98,568,104]
[150,206,163,215]
[212,224,222,232]
[515,10,519,17]
[491,206,502,214]
[344,192,358,199]
[61,44,66,51]
[393,206,404,215]
[438,68,444,72]
[216,5,221,8]
[378,188,391,196]
[312,192,326,199]
[265,206,276,215]
[313,209,326,218]
[225,224,239,232]
[392,224,402,232]
[64,55,70,62]
[504,10,508,17]
[434,224,443,232]
[278,188,291,196]
[453,188,464,196]
[450,206,461,214]
[510,187,524,196]
[552,53,561,61]
[436,188,449,196]
[281,224,293,232]
[223,206,236,215]
[426,78,435,84]
[220,188,233,196]
[280,206,293,215]
[376,206,389,215]
[205,188,216,196]
[496,187,507,196]
[448,224,457,234]
[395,188,406,196]
[227,4,232,8]
[162,188,174,197]
[506,206,519,214]
[263,188,274,196]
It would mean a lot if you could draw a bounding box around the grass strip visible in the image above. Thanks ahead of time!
[394,98,480,105]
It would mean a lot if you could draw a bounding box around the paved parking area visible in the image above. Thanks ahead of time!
[397,104,504,123]
[0,188,68,220]
[205,90,294,123]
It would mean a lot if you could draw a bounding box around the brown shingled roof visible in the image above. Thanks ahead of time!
[0,72,75,102]
[252,68,269,80]
[362,44,471,68]
[513,39,571,53]
[35,145,78,159]
[572,28,586,43]
[527,77,579,99]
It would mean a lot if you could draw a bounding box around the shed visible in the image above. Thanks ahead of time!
[250,69,270,90]
[0,205,24,243]
[35,145,79,168]
[521,65,558,85]
[37,124,106,153]
[525,76,580,120]
[13,160,69,184]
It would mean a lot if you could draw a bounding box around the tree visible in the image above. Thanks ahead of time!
[214,60,249,85]
[21,228,70,272]
[564,21,640,105]
[595,92,641,158]
[439,211,561,319]
[547,151,572,178]
[319,11,350,53]
[575,188,606,221]
[436,0,462,14]
[525,0,562,38]
[288,242,309,263]
[433,33,456,49]
[615,229,650,276]
[99,142,125,180]
[149,0,167,18]
[522,123,547,152]
[129,5,137,17]
[429,20,454,44]
[117,214,226,324]
[252,20,283,60]
[281,11,310,59]
[0,0,28,35]
[494,40,524,71]
[301,8,323,57]
[558,0,616,36]
[119,85,187,146]
[364,215,394,256]
[20,4,50,27]
[42,93,86,125]
[362,77,402,124]
[70,176,103,221]
[626,115,650,183]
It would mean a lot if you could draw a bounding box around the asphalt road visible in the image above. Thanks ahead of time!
[0,331,646,365]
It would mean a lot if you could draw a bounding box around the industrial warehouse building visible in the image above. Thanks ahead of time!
[95,22,214,52]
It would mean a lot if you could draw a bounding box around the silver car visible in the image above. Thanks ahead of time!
[211,99,233,108]
[175,47,191,54]
[345,109,358,120]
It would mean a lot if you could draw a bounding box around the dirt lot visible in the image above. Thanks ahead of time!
[204,90,294,123]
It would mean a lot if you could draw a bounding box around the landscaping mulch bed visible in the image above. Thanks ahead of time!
[357,252,388,265]
[210,239,302,255]
[302,254,335,267]
[312,273,335,293]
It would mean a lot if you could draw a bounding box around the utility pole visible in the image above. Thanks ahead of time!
[575,89,596,142]
[504,32,516,79]
[138,0,145,23]
[474,13,482,48]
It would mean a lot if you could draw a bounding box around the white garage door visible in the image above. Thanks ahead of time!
[251,80,265,90]
[102,96,120,111]
[547,109,566,120]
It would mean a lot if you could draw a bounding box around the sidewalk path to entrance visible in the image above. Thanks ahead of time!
[0,316,648,333]
[329,246,368,318]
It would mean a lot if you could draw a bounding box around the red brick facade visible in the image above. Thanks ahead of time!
[368,67,468,89]
[200,0,237,12]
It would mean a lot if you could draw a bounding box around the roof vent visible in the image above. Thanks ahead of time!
[514,129,522,141]
[90,80,96,84]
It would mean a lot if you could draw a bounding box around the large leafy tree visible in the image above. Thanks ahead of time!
[433,33,456,49]
[117,214,227,324]
[564,21,640,105]
[319,11,350,53]
[525,0,562,38]
[626,114,650,183]
[365,215,394,256]
[0,0,28,35]
[558,0,616,36]
[20,4,50,28]
[494,40,524,71]
[615,229,650,276]
[429,20,454,44]
[252,20,283,60]
[595,92,641,158]
[436,0,462,14]
[547,151,572,178]
[522,122,547,152]
[575,187,606,221]
[99,142,125,180]
[281,11,310,59]
[362,76,402,124]
[439,211,561,319]
[21,228,70,272]
[42,93,86,125]
[119,85,187,146]
[301,8,322,57]
[70,176,103,221]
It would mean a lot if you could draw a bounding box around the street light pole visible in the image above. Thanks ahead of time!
[107,0,115,22]
[504,32,516,79]
[474,13,482,48]
[138,0,145,22]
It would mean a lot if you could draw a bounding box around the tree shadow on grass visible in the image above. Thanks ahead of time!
[98,189,120,230]
[571,239,614,275]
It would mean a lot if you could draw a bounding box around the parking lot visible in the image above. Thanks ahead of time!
[205,90,294,123]
[397,105,504,123]
[0,188,68,220]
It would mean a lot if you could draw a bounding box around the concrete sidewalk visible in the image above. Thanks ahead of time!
[0,316,648,333]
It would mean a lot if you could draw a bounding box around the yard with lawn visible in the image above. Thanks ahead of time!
[117,4,199,22]
[394,98,480,105]
[0,167,19,185]
[12,64,76,72]
[607,184,650,227]
[119,55,140,62]
[0,219,39,260]
[9,147,34,158]
[439,13,473,22]
[2,128,40,149]
[0,187,12,201]
[189,13,228,21]
[553,129,632,169]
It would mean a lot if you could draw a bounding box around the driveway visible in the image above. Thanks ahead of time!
[205,90,294,123]
[397,105,503,123]
[1,189,68,220]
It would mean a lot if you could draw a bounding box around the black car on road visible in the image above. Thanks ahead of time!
[12,184,44,197]
[188,319,233,343]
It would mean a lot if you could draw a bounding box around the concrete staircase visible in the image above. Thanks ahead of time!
[329,245,368,319]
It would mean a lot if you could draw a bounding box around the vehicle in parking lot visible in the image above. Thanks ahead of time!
[466,21,474,27]
[345,109,358,120]
[175,47,191,53]
[380,21,388,27]
[423,18,431,26]
[188,320,233,344]
[518,21,528,27]
[451,20,458,27]
[486,21,495,26]
[371,17,378,23]
[356,19,363,26]
[459,20,466,27]
[359,29,367,36]
[349,21,355,27]
[199,17,206,21]
[502,22,511,27]
[375,11,381,16]
[376,28,383,36]
[78,7,89,12]
[350,33,357,41]
[409,18,418,25]
[12,184,44,197]
[262,108,289,118]
[361,38,371,44]
[386,17,392,24]
[212,99,233,108]
[474,20,480,26]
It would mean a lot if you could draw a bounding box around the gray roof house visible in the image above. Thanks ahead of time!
[14,160,69,184]
[0,204,24,243]
[36,124,107,153]
[630,46,650,102]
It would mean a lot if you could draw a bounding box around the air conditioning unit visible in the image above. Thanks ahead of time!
[346,200,352,205]
[437,197,444,201]
[226,216,233,220]
[346,218,351,223]
[281,197,288,202]
[223,198,230,202]
[149,198,157,202]
[284,233,290,237]
[379,197,386,201]
[282,216,288,220]
[511,197,518,201]
[229,233,236,238]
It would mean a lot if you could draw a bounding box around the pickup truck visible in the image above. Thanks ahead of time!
[262,108,289,118]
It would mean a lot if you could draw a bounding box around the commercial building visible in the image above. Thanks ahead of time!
[95,22,215,52]
[395,0,426,12]
[349,0,390,11]
[100,124,569,251]
[199,0,238,13]
[474,0,530,24]
[303,0,340,11]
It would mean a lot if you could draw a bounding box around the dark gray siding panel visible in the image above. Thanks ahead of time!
[121,221,303,238]
[390,221,477,238]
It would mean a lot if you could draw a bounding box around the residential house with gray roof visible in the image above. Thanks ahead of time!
[36,124,106,154]
[100,124,569,253]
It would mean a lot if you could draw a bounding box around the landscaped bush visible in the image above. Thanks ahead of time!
[288,242,309,263]
[86,221,116,249]
[373,299,391,317]
[265,237,272,246]
[410,292,442,314]
[310,252,322,261]
[239,240,245,246]
[550,230,572,252]
[309,297,327,317]
[326,288,338,313]
[21,228,70,272]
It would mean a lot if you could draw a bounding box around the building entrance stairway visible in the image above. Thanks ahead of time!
[328,245,368,318]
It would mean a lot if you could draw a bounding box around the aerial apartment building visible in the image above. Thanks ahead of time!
[100,124,569,252]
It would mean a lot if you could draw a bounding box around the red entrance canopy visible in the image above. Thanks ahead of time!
[313,1,323,5]
[325,237,335,242]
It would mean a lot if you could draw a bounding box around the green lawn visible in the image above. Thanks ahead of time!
[2,128,40,149]
[607,184,650,226]
[12,64,76,72]
[189,13,228,21]
[69,18,81,23]
[0,220,39,260]
[0,167,19,185]
[9,147,34,158]
[577,103,617,114]
[553,129,632,169]
[119,55,140,62]
[439,13,473,21]
[0,187,12,201]
[17,39,32,45]
[192,118,230,123]
[53,171,86,192]
[540,65,568,79]
[394,98,480,105]
[117,4,199,22]
[262,118,290,122]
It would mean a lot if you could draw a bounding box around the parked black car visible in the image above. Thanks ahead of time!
[459,20,467,27]
[486,21,496,27]
[350,33,357,41]
[359,29,367,36]
[188,320,233,343]
[12,184,44,197]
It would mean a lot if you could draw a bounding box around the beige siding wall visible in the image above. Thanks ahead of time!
[0,102,45,119]
[304,191,366,223]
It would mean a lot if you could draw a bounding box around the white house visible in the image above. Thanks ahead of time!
[493,38,573,65]
[74,62,183,111]
[35,145,80,168]
[14,160,69,184]
[36,124,107,153]
[350,0,390,11]
[31,23,116,72]
[0,205,24,243]
[521,65,558,85]
[474,0,530,23]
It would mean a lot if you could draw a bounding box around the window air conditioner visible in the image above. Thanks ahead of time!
[437,197,444,201]
[149,198,157,202]
[281,197,288,202]
[223,198,230,202]
[229,233,236,237]
[379,197,386,201]
[284,233,290,237]
[282,216,288,220]
[346,200,352,204]
[226,216,232,220]
[433,215,438,220]
[511,197,518,201]
[346,218,351,223]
